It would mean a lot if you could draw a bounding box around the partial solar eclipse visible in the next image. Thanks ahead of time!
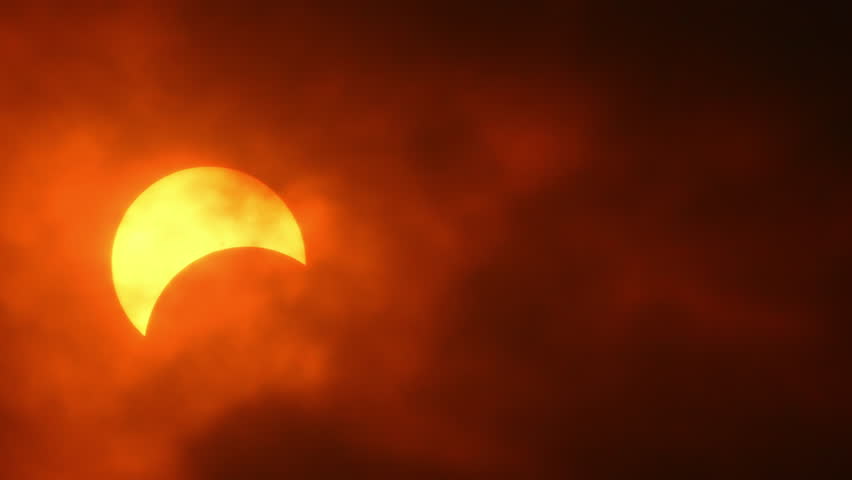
[112,167,306,335]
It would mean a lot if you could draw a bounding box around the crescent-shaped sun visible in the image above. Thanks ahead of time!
[111,167,306,335]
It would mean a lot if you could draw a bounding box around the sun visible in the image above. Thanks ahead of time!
[111,167,305,335]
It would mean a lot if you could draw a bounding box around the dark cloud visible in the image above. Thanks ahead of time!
[1,2,850,479]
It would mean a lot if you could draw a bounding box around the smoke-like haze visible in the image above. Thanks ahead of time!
[1,3,850,478]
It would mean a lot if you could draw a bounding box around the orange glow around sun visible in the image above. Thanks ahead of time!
[111,167,306,335]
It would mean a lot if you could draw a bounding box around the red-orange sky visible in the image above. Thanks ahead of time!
[1,3,850,479]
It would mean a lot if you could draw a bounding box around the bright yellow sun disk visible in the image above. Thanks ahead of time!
[112,167,305,335]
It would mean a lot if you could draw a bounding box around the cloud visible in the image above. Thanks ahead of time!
[1,2,850,479]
